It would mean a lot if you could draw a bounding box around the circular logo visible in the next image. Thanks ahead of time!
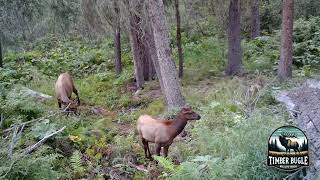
[267,125,309,171]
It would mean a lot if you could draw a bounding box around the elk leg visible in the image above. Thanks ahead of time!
[58,101,62,109]
[73,88,80,105]
[163,145,170,157]
[146,142,152,158]
[155,144,161,156]
[142,138,149,158]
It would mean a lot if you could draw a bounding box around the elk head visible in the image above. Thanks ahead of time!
[62,100,78,112]
[179,107,201,121]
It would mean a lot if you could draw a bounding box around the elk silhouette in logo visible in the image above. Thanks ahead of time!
[278,133,300,153]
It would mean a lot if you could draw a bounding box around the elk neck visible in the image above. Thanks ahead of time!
[169,113,188,138]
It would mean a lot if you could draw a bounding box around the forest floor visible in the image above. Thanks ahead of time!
[2,35,319,179]
[0,71,290,179]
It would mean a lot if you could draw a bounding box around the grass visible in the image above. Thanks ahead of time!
[1,34,315,179]
[164,75,294,179]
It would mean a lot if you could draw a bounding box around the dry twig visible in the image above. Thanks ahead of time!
[25,126,66,154]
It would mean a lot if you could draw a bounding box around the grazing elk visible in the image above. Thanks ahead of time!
[55,72,80,112]
[136,107,201,159]
[279,133,300,153]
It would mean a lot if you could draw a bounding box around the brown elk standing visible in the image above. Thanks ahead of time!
[136,107,201,159]
[278,133,300,153]
[55,72,80,112]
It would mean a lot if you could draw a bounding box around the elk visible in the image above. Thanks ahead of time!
[55,72,80,112]
[136,107,201,159]
[278,133,300,153]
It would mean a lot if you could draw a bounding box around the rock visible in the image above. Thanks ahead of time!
[275,79,320,179]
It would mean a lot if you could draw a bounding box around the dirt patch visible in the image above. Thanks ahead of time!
[115,123,134,136]
[276,80,320,179]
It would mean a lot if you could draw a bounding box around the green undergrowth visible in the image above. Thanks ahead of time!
[1,19,319,178]
[161,76,296,179]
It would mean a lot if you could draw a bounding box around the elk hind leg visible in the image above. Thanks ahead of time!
[73,88,80,105]
[142,138,153,159]
[141,138,148,158]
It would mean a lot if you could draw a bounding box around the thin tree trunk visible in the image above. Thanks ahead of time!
[0,35,2,68]
[278,0,294,80]
[225,0,242,76]
[146,23,165,96]
[148,56,156,79]
[175,0,184,78]
[129,10,145,88]
[148,0,185,110]
[114,1,122,75]
[142,43,150,81]
[142,29,156,81]
[114,27,122,75]
[251,0,260,39]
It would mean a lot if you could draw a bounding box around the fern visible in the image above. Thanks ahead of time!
[153,156,176,173]
[70,150,85,176]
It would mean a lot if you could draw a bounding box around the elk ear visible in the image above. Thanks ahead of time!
[181,107,190,112]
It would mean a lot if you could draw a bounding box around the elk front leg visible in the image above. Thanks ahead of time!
[155,144,161,156]
[163,145,170,157]
[58,99,62,109]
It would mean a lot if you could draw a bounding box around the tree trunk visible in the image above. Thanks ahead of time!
[114,1,122,75]
[225,0,242,76]
[175,0,184,78]
[114,27,122,75]
[145,23,165,96]
[250,0,260,39]
[129,11,145,88]
[0,35,2,68]
[148,0,185,110]
[142,43,150,81]
[278,0,294,80]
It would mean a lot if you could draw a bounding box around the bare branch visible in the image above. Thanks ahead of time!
[127,162,148,173]
[2,104,70,135]
[25,126,66,154]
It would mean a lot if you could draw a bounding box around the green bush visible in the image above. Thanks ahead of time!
[243,35,280,73]
[293,17,320,67]
[179,37,226,83]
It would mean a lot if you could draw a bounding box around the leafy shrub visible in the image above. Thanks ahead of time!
[0,146,61,179]
[293,17,320,67]
[0,86,44,128]
[243,35,280,73]
[180,37,226,83]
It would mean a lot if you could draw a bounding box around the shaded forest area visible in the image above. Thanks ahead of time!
[1,0,320,179]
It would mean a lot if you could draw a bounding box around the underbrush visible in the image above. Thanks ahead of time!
[1,19,319,179]
[177,37,226,84]
[3,35,132,79]
[157,77,291,179]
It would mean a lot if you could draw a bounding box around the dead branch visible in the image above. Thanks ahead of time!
[25,126,66,154]
[2,103,70,134]
[8,123,25,157]
[0,113,4,128]
[128,162,148,173]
